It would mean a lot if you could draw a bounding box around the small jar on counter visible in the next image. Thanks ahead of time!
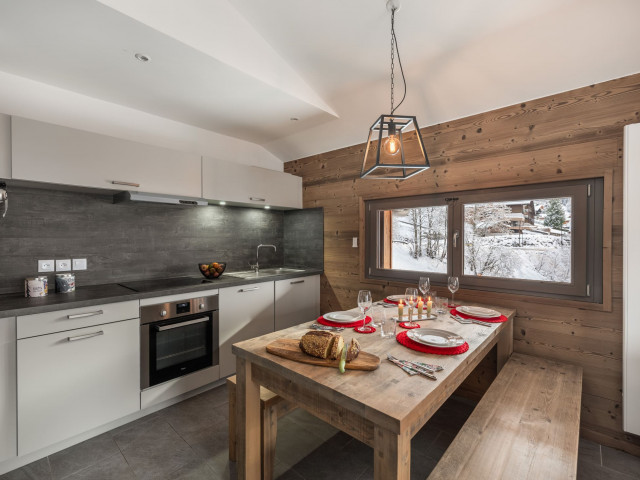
[55,273,76,293]
[25,276,48,297]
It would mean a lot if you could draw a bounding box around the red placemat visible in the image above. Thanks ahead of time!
[317,315,372,328]
[354,325,377,334]
[450,308,507,323]
[399,322,420,329]
[396,330,469,355]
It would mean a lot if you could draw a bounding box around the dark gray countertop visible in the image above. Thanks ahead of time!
[0,268,323,319]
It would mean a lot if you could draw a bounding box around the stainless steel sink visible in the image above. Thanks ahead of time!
[227,268,306,278]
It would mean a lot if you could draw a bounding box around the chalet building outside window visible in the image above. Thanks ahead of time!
[365,179,603,302]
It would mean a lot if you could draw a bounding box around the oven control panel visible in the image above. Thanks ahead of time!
[140,295,219,324]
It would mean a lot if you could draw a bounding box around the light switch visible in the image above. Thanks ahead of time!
[38,260,55,272]
[56,259,71,272]
[72,258,87,270]
[352,237,358,248]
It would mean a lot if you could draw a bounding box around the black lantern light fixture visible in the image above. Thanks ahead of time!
[360,0,430,180]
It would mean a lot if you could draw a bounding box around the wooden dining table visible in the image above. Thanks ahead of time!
[232,303,515,480]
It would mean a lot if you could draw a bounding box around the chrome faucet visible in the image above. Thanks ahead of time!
[251,244,276,273]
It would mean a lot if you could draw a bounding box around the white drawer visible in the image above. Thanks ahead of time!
[17,300,139,339]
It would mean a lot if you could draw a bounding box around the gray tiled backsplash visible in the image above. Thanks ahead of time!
[0,185,323,294]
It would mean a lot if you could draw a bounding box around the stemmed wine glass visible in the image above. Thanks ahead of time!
[418,276,430,299]
[448,276,459,307]
[355,290,374,333]
[404,287,418,327]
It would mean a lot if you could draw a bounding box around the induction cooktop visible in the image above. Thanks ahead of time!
[119,276,213,293]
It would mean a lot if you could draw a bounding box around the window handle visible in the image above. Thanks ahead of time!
[453,230,460,248]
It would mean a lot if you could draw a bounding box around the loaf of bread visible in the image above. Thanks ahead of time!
[299,331,360,362]
[345,338,361,362]
[299,331,336,359]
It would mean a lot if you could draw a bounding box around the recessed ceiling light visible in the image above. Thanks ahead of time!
[134,53,150,63]
[219,201,226,205]
[264,205,271,209]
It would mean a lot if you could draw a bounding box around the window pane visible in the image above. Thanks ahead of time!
[463,198,572,283]
[384,206,448,273]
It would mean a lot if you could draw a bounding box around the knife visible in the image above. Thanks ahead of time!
[310,323,344,332]
[387,354,437,380]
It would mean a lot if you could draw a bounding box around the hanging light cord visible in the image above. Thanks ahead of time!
[390,7,407,115]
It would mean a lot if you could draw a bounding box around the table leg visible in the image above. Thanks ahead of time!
[236,356,261,480]
[261,403,278,480]
[496,318,514,372]
[373,425,410,480]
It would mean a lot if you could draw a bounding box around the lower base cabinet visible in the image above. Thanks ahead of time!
[219,282,275,378]
[0,317,16,463]
[275,275,320,330]
[17,318,140,455]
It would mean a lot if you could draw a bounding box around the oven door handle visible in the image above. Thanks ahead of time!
[156,316,210,332]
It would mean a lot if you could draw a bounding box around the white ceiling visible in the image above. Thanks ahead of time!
[1,0,639,163]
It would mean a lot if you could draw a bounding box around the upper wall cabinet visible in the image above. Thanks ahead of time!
[11,117,201,197]
[202,156,302,209]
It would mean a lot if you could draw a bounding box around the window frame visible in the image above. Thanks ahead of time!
[364,178,603,303]
[366,193,452,285]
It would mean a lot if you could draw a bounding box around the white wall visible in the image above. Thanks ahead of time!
[0,71,283,172]
[0,114,10,179]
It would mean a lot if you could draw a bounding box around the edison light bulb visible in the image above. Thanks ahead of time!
[384,134,400,155]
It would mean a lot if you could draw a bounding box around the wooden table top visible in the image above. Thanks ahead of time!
[233,303,515,436]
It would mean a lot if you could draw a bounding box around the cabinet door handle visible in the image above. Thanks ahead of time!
[67,310,104,319]
[249,197,266,202]
[290,280,305,285]
[240,287,260,292]
[67,330,104,342]
[111,180,141,187]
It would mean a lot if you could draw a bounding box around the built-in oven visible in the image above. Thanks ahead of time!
[140,294,219,389]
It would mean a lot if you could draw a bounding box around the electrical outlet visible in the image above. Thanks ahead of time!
[72,258,87,270]
[56,259,71,272]
[38,260,55,272]
[352,237,358,248]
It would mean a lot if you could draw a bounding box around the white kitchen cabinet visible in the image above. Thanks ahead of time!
[219,282,275,377]
[17,318,140,455]
[11,116,201,197]
[202,156,302,209]
[0,317,16,463]
[275,275,320,331]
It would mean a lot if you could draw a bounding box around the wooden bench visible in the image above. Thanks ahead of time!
[227,375,296,479]
[428,353,583,480]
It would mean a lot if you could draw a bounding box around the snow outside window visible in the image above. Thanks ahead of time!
[388,206,448,273]
[463,198,572,283]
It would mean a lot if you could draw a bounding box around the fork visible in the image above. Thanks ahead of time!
[450,314,493,327]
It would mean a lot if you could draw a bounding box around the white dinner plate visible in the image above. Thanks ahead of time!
[457,306,501,318]
[386,295,405,301]
[323,311,362,323]
[407,328,465,348]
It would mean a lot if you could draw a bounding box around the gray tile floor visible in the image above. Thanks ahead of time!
[2,383,639,479]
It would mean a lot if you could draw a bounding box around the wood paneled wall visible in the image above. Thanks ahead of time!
[285,73,640,455]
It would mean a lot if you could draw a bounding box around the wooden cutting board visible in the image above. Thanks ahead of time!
[266,338,380,370]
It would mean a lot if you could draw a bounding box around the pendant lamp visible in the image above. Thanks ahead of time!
[360,0,430,180]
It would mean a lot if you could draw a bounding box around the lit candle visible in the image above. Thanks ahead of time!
[417,298,424,317]
[426,296,433,316]
[398,300,404,319]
